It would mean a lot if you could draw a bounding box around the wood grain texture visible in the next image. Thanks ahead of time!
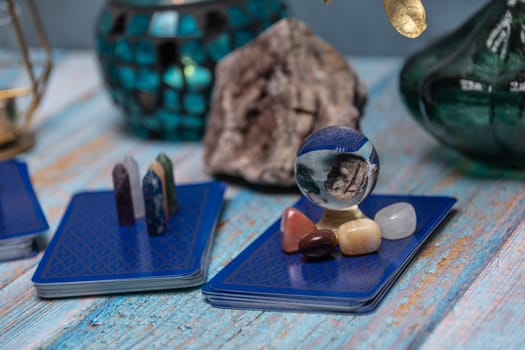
[1,52,523,349]
[422,222,525,350]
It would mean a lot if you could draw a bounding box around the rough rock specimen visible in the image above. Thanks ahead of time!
[203,18,367,186]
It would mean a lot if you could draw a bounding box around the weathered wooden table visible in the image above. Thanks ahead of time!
[1,52,524,349]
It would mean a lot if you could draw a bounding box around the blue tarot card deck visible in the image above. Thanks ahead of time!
[32,181,226,298]
[0,159,49,262]
[203,194,456,313]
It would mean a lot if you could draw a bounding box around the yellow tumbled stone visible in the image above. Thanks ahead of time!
[338,218,382,256]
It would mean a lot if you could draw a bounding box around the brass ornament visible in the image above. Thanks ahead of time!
[322,0,427,39]
[383,0,427,38]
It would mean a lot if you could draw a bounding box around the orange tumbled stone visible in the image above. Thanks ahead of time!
[280,208,317,253]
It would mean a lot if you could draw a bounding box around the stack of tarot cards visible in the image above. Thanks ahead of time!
[32,181,226,298]
[203,194,456,313]
[0,159,49,262]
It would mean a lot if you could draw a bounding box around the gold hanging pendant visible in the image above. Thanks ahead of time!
[383,0,427,38]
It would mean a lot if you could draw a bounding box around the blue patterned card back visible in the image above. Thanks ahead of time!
[0,160,49,242]
[32,181,226,285]
[204,194,456,303]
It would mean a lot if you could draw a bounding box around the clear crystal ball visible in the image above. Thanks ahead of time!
[295,126,380,210]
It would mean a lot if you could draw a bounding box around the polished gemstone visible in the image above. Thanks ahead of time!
[281,208,316,253]
[122,155,145,219]
[149,161,169,220]
[156,152,178,215]
[298,229,337,260]
[112,163,135,226]
[338,218,381,256]
[374,202,417,240]
[142,170,167,236]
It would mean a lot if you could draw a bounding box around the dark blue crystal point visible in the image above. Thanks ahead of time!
[112,163,135,226]
[143,169,167,236]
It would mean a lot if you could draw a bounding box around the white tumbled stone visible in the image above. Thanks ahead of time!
[374,202,417,240]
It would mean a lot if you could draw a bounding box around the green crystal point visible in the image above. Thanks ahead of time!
[156,152,178,214]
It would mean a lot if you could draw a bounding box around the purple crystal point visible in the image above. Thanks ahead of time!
[143,169,167,236]
[112,163,135,226]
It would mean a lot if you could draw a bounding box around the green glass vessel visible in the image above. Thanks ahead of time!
[400,0,525,166]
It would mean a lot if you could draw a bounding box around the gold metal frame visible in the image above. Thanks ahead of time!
[0,0,52,158]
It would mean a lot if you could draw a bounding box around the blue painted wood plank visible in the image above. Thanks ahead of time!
[422,223,525,349]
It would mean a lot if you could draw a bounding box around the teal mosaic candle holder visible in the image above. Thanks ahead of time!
[95,0,288,140]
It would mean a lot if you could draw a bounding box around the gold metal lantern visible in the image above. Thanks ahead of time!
[0,0,52,159]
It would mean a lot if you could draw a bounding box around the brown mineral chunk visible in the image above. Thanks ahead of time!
[203,18,367,186]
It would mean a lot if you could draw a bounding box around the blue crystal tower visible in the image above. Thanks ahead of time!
[142,169,167,236]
